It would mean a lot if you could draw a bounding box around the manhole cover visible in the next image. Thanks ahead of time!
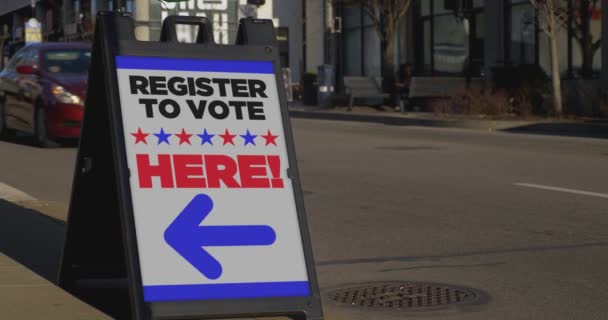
[325,282,485,311]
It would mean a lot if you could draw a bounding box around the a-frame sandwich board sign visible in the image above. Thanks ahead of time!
[58,11,324,320]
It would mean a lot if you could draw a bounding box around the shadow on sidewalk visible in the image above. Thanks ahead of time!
[502,122,608,140]
[0,199,65,283]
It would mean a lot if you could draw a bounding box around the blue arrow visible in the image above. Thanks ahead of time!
[164,194,276,280]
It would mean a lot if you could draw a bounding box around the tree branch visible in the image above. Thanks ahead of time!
[361,2,380,26]
[393,0,411,24]
[361,2,384,40]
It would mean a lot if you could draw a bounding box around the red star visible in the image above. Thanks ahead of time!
[261,129,278,146]
[219,129,237,145]
[175,128,193,145]
[131,127,149,144]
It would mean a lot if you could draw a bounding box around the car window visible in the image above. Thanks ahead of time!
[3,42,25,66]
[43,49,91,74]
[25,47,39,67]
[6,49,28,71]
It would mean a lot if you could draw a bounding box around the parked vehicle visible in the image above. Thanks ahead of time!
[1,41,25,69]
[0,42,91,147]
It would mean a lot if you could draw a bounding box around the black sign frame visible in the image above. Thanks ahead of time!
[59,12,323,320]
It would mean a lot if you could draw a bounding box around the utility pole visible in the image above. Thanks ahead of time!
[324,0,335,65]
[134,0,150,40]
[324,0,341,93]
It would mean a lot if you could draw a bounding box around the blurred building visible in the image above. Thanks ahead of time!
[329,0,607,93]
[2,0,605,107]
[0,0,304,82]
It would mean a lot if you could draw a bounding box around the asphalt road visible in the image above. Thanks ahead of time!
[1,119,608,319]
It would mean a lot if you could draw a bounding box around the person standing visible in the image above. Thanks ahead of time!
[393,63,413,112]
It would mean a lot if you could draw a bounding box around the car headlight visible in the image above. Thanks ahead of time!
[52,85,83,105]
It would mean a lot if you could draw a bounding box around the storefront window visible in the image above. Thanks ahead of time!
[511,0,602,78]
[343,5,362,76]
[342,4,381,77]
[416,0,485,76]
[432,0,452,15]
[539,17,570,77]
[363,25,381,77]
[421,0,431,16]
[571,0,602,77]
[472,10,485,75]
[344,30,362,76]
[423,19,431,73]
[433,15,468,74]
[510,3,536,65]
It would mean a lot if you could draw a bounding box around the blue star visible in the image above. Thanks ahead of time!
[197,129,215,145]
[240,129,257,146]
[154,128,172,145]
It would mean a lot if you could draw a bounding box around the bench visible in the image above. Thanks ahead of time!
[343,76,390,110]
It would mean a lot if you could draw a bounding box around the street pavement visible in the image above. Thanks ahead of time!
[0,119,607,319]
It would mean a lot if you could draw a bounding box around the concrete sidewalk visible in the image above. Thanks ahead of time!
[289,105,608,139]
[0,253,110,319]
[0,199,110,319]
[0,198,343,320]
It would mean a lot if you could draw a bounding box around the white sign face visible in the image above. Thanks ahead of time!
[115,56,309,302]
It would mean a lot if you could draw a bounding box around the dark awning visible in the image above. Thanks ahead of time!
[0,0,31,17]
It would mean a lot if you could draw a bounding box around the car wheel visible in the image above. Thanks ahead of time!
[35,106,59,148]
[0,97,16,139]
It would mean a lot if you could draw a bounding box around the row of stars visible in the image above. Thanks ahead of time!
[131,128,279,146]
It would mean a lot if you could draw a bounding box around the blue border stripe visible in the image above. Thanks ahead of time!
[143,281,310,302]
[115,56,274,74]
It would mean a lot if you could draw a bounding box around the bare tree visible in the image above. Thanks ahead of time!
[530,0,564,115]
[340,0,412,74]
[569,0,601,78]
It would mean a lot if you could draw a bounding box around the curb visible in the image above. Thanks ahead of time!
[288,109,608,139]
[289,109,536,130]
[0,182,37,202]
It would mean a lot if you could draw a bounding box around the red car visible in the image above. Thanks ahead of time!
[0,42,90,147]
